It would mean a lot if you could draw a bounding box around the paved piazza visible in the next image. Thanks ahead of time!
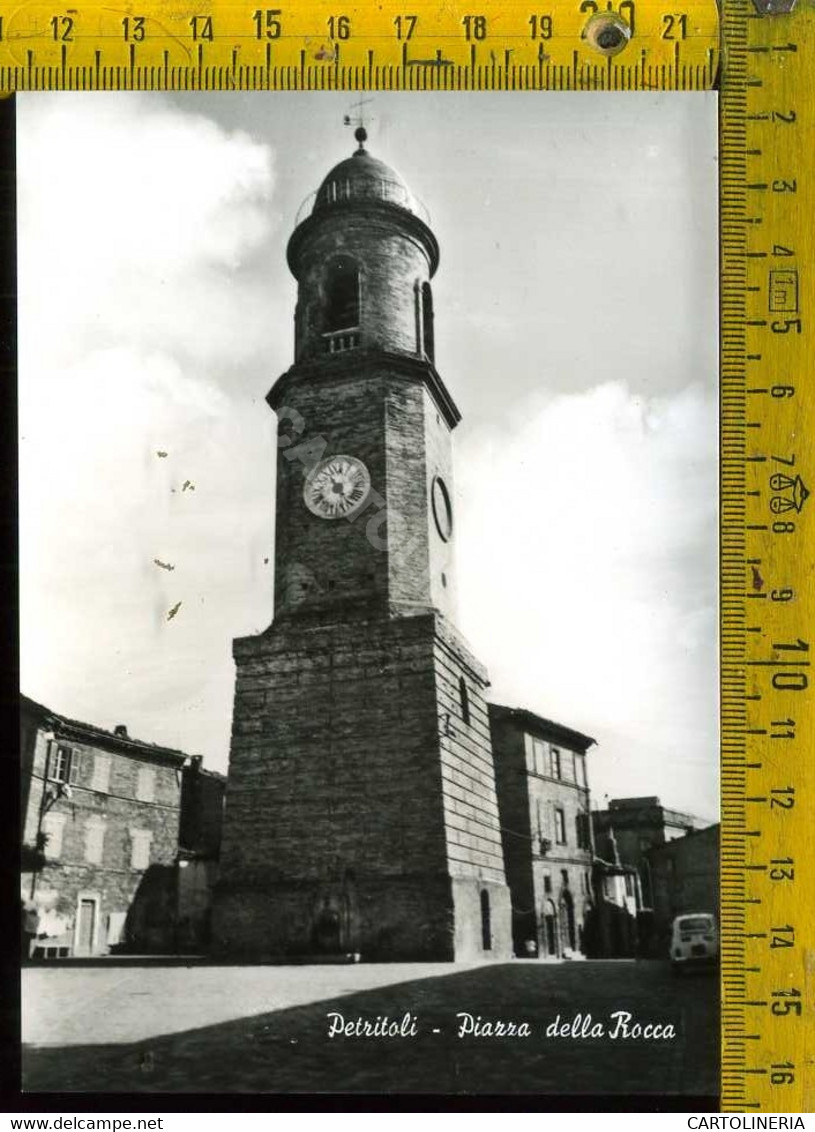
[22,959,719,1095]
[24,961,470,1047]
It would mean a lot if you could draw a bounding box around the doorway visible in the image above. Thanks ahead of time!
[543,899,558,957]
[75,895,98,956]
[559,890,576,952]
[312,906,342,953]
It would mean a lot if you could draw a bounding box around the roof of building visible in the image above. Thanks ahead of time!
[198,767,227,783]
[21,693,192,768]
[314,133,418,217]
[488,703,597,753]
[595,796,707,831]
[648,821,720,857]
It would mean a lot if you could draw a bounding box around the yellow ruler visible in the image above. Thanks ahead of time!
[720,0,815,1114]
[5,0,814,1113]
[0,0,717,90]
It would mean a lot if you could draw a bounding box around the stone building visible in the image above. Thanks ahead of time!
[648,823,719,948]
[21,695,187,956]
[177,758,227,951]
[592,796,709,957]
[489,705,596,959]
[592,796,706,910]
[212,130,512,961]
[590,832,642,958]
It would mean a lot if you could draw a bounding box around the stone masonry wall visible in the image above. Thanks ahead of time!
[421,388,457,619]
[213,611,511,960]
[22,727,182,954]
[490,714,536,951]
[292,211,433,363]
[273,364,389,618]
[271,359,456,624]
[385,380,456,621]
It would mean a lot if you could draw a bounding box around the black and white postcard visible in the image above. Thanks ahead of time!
[18,91,719,1102]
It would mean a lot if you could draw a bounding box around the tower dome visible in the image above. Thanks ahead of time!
[286,131,440,363]
[313,128,419,216]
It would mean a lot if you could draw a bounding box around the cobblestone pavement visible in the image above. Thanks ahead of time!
[22,959,718,1096]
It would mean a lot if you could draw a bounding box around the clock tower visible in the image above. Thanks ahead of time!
[212,129,512,961]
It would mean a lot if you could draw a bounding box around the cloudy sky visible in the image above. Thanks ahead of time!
[18,92,719,819]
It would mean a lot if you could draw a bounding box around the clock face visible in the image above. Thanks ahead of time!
[431,475,453,541]
[303,455,371,520]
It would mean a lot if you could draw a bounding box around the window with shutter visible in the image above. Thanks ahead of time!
[136,766,155,803]
[47,745,74,783]
[107,911,127,946]
[550,748,562,779]
[91,754,111,793]
[41,812,67,859]
[68,750,82,785]
[524,733,535,774]
[84,818,105,865]
[129,829,152,870]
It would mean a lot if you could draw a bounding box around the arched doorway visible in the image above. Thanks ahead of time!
[311,879,355,955]
[559,889,576,953]
[312,903,342,953]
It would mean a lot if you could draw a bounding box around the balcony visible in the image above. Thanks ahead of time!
[323,329,360,355]
[295,180,431,227]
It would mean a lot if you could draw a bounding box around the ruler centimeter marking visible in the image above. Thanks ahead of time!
[0,1,718,90]
[4,0,814,1112]
[720,0,814,1112]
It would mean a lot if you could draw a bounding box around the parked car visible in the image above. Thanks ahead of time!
[670,912,718,972]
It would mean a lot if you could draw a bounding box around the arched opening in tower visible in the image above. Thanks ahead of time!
[324,256,360,333]
[421,282,435,362]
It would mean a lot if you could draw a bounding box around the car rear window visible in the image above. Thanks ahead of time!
[678,916,714,931]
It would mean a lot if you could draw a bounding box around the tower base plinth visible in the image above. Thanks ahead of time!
[212,611,513,963]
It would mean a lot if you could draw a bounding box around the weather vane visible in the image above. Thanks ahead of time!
[344,97,374,148]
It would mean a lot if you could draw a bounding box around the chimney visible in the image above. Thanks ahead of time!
[114,724,128,738]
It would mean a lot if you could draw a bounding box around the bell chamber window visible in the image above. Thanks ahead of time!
[421,282,435,362]
[323,256,361,353]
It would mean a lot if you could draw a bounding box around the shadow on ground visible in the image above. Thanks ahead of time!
[24,961,719,1095]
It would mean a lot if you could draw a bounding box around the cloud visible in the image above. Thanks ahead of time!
[456,380,718,817]
[18,94,277,759]
[18,93,276,372]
